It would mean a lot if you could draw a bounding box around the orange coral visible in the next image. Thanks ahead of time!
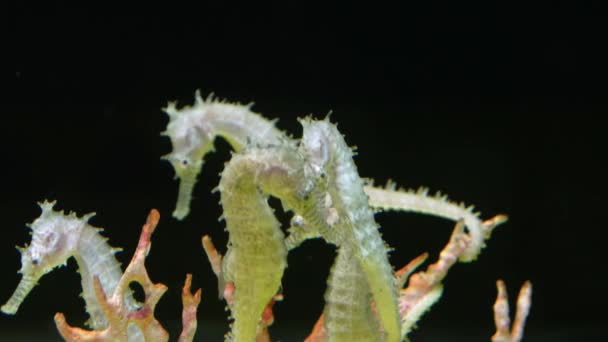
[54,210,202,342]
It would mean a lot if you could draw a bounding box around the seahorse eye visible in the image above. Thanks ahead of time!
[43,232,59,247]
[182,159,189,165]
[31,259,39,265]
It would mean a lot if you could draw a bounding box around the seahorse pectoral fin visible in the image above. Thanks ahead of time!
[2,274,38,315]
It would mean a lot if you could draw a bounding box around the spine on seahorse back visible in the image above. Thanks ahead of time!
[218,147,306,341]
[162,90,291,219]
[298,119,401,342]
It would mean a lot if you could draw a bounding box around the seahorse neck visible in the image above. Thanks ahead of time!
[204,102,286,150]
[73,224,125,330]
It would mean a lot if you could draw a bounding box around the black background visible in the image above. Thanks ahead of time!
[1,2,606,341]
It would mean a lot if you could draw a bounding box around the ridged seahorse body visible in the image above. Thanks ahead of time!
[323,246,380,341]
[1,201,144,341]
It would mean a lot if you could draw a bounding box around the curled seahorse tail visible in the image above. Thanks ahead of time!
[363,185,509,262]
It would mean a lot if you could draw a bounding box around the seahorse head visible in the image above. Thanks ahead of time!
[162,90,215,220]
[1,201,87,315]
[299,118,332,179]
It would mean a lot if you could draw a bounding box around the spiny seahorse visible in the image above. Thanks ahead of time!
[216,144,319,341]
[162,90,291,220]
[1,201,144,341]
[294,118,401,342]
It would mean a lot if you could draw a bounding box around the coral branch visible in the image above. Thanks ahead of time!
[491,280,532,342]
[202,235,223,279]
[512,281,532,341]
[394,253,429,290]
[179,274,202,342]
[305,314,327,342]
[55,276,127,341]
[53,209,171,342]
[398,220,469,338]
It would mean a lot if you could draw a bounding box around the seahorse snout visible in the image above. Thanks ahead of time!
[2,274,38,315]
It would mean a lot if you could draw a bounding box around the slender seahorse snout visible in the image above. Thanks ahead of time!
[1,259,42,314]
[167,157,204,220]
[2,235,65,315]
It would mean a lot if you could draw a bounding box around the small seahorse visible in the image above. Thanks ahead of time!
[162,90,291,219]
[1,201,144,341]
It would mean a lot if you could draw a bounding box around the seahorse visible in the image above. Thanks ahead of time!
[1,201,144,341]
[162,90,291,219]
[294,118,401,342]
[217,145,308,341]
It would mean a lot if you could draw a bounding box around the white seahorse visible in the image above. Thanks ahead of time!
[1,201,144,341]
